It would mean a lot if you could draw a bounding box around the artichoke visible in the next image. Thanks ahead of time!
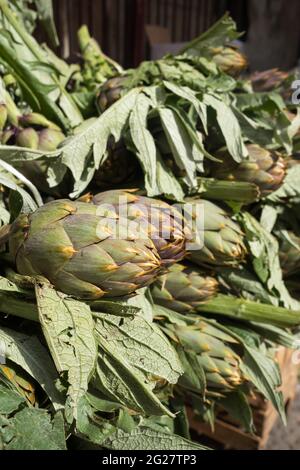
[250,68,289,92]
[157,312,246,395]
[180,199,246,267]
[209,144,286,196]
[90,190,187,267]
[96,76,127,112]
[16,127,39,149]
[151,263,218,314]
[209,46,247,77]
[9,199,162,299]
[94,139,140,188]
[38,128,65,151]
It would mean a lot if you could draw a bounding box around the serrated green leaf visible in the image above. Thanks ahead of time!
[240,346,286,424]
[0,408,66,450]
[203,93,247,162]
[0,326,64,409]
[163,81,207,133]
[129,93,157,192]
[96,314,183,384]
[219,391,254,433]
[0,383,26,414]
[102,426,208,450]
[94,314,182,417]
[179,12,240,56]
[240,212,300,310]
[158,107,197,187]
[75,395,117,445]
[35,284,97,420]
[95,347,173,416]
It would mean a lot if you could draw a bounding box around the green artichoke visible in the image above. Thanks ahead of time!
[151,263,218,314]
[9,199,162,299]
[158,313,246,395]
[90,190,187,267]
[210,144,286,196]
[180,199,246,267]
[209,46,247,77]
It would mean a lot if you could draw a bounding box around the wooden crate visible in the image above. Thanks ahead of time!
[188,347,299,450]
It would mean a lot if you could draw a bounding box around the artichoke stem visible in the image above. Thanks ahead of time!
[196,294,300,328]
[195,178,260,203]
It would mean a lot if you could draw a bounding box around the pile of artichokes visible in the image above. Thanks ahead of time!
[0,2,300,451]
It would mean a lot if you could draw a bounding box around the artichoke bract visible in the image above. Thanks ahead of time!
[210,144,286,196]
[90,190,187,267]
[151,264,218,314]
[180,199,246,267]
[9,199,162,299]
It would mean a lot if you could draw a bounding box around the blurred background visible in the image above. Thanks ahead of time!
[42,0,300,70]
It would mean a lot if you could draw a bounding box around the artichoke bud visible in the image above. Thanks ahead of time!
[151,263,218,314]
[163,319,246,394]
[96,76,127,113]
[210,46,248,77]
[181,199,246,267]
[9,199,163,300]
[211,144,286,196]
[38,128,65,151]
[251,68,289,92]
[0,103,8,130]
[19,113,61,131]
[16,128,39,149]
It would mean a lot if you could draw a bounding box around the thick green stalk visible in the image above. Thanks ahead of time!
[195,294,300,328]
[195,178,259,203]
[0,294,39,322]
